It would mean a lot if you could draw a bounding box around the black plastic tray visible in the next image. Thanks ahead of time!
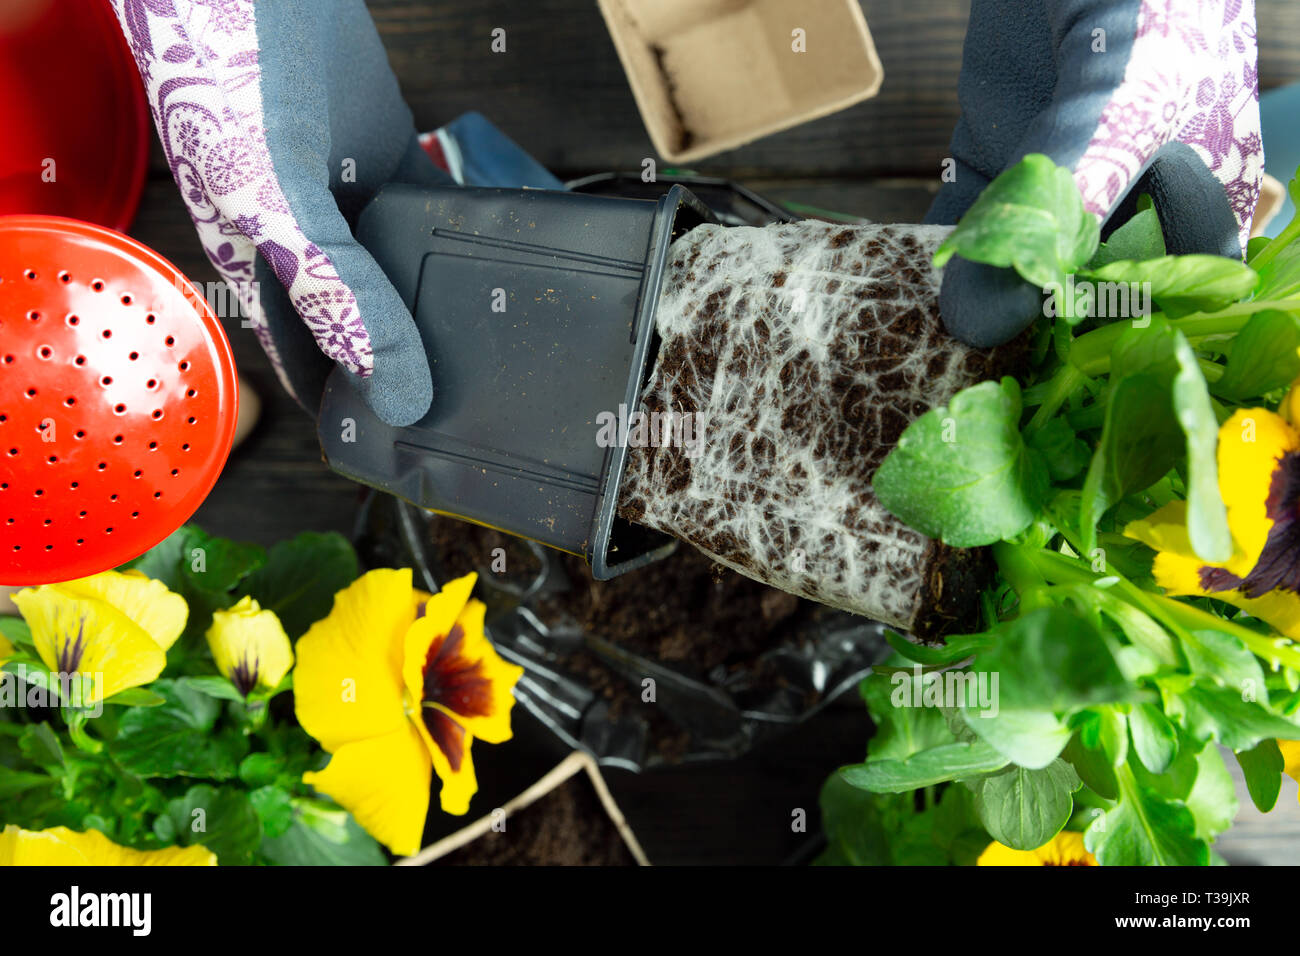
[318,183,713,578]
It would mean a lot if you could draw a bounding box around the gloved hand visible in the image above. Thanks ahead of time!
[928,0,1263,347]
[111,0,452,425]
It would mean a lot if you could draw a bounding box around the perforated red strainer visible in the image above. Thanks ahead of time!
[0,215,238,584]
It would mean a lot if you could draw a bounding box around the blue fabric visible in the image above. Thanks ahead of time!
[1260,83,1300,239]
[443,111,565,190]
[927,0,1242,347]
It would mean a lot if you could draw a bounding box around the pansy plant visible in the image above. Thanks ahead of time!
[0,528,501,866]
[825,159,1300,867]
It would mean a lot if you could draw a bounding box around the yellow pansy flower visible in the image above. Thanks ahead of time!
[1124,408,1300,637]
[206,596,293,696]
[294,569,524,856]
[977,831,1097,866]
[0,824,215,865]
[1278,740,1300,803]
[11,570,187,705]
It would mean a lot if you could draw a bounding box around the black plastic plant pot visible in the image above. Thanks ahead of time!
[317,183,714,578]
[564,171,800,227]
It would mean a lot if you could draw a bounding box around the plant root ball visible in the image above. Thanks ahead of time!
[618,220,1025,639]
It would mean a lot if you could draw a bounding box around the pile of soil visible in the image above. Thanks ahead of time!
[436,776,637,866]
[535,546,803,678]
[421,519,542,592]
[423,515,818,764]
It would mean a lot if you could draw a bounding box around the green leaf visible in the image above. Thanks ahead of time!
[1079,322,1229,561]
[159,784,262,866]
[1129,726,1200,801]
[1096,706,1130,767]
[861,671,958,761]
[1251,237,1300,300]
[1026,417,1091,482]
[1246,234,1273,263]
[0,616,33,649]
[181,530,266,597]
[18,722,65,771]
[260,801,387,866]
[3,658,63,705]
[123,527,190,590]
[1184,744,1237,841]
[1063,729,1118,800]
[238,753,283,788]
[1181,628,1267,701]
[1086,767,1210,866]
[1171,334,1232,562]
[1235,739,1285,813]
[971,607,1133,713]
[884,630,990,667]
[1085,255,1258,317]
[1080,373,1181,547]
[1089,590,1179,668]
[873,378,1049,547]
[962,707,1072,769]
[182,675,246,703]
[167,529,269,649]
[928,784,986,859]
[934,153,1099,288]
[971,759,1080,851]
[249,785,295,839]
[816,773,893,865]
[1088,201,1166,268]
[1165,680,1300,751]
[1128,702,1178,774]
[0,768,56,798]
[1213,309,1300,400]
[840,739,1009,793]
[109,678,246,779]
[238,532,360,639]
[102,687,166,708]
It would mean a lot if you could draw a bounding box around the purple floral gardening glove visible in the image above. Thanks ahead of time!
[111,0,453,426]
[929,0,1264,346]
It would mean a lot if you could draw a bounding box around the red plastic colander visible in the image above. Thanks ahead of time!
[0,215,238,585]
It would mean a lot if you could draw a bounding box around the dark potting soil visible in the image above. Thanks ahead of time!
[424,515,817,763]
[536,546,804,678]
[422,518,543,592]
[436,775,637,866]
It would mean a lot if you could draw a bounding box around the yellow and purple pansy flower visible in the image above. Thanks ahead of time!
[1125,405,1300,637]
[0,824,215,866]
[11,570,187,705]
[1278,739,1300,801]
[293,569,524,856]
[977,831,1097,866]
[205,595,294,696]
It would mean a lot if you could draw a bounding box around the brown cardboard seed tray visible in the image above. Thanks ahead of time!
[597,0,884,164]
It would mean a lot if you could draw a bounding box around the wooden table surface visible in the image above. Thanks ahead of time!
[125,0,1300,865]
